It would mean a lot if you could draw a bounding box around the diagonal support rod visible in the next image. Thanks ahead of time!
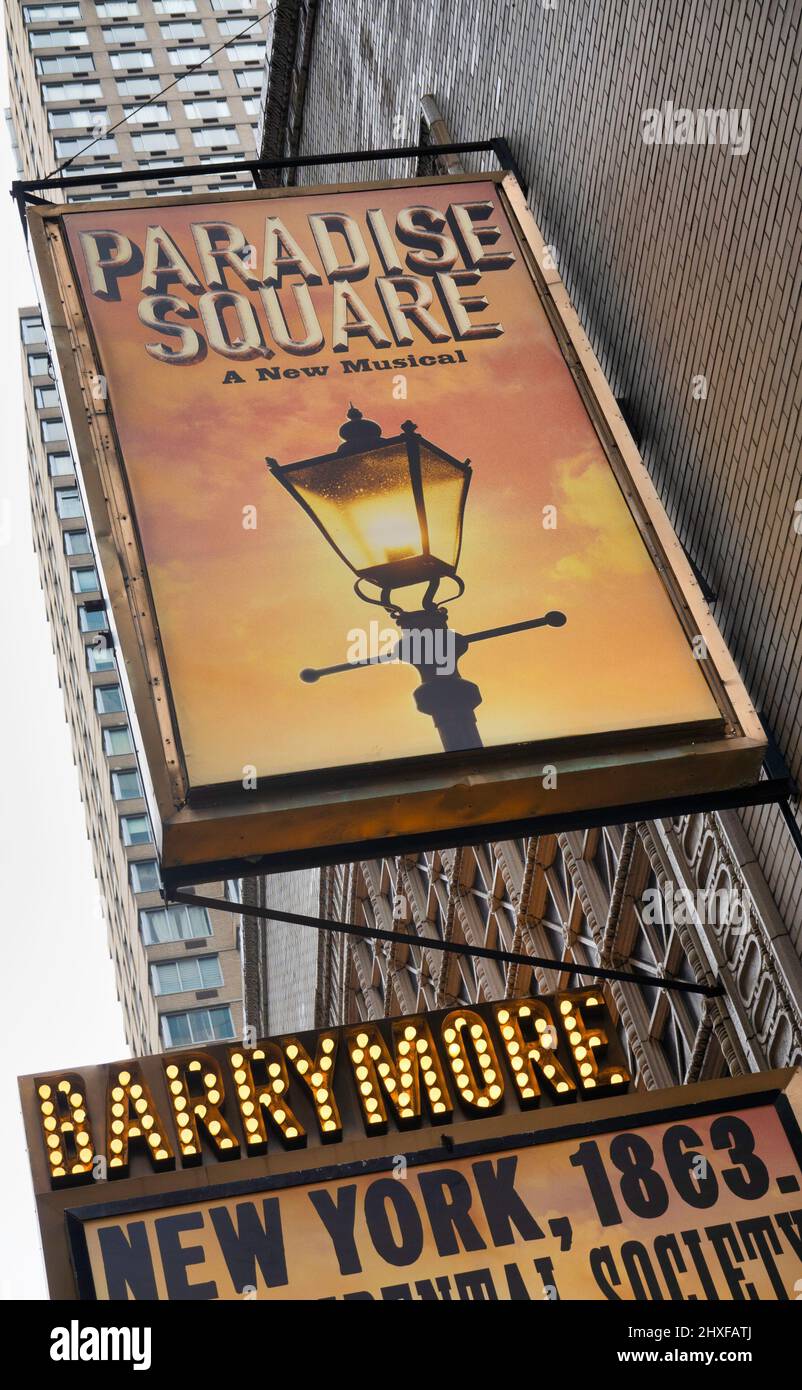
[168,889,724,998]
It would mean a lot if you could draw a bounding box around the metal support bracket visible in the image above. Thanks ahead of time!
[167,888,724,999]
[10,139,527,238]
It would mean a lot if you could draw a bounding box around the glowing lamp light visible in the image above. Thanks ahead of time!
[268,407,472,600]
[267,405,565,753]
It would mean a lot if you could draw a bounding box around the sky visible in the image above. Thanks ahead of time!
[0,53,126,1299]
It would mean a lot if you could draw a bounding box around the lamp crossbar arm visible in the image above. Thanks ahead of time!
[300,652,397,682]
[300,610,566,682]
[168,890,724,998]
[463,613,566,644]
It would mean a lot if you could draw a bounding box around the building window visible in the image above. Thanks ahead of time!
[140,903,212,944]
[29,28,89,48]
[112,768,143,800]
[161,1004,233,1047]
[130,858,161,893]
[42,417,68,444]
[227,43,262,62]
[131,130,179,152]
[79,161,122,174]
[35,54,95,74]
[55,486,83,517]
[64,528,91,554]
[103,724,132,753]
[115,74,161,96]
[95,683,124,713]
[78,604,107,632]
[35,385,60,408]
[159,19,203,39]
[217,17,261,35]
[70,565,99,593]
[66,191,130,202]
[242,96,259,116]
[167,45,210,64]
[151,954,222,996]
[121,813,152,845]
[235,69,261,88]
[49,452,74,477]
[95,1,140,15]
[177,71,220,91]
[88,643,116,671]
[23,3,81,18]
[109,50,154,69]
[27,352,50,374]
[41,418,68,442]
[54,135,119,157]
[192,125,238,147]
[123,102,170,122]
[211,0,255,9]
[183,97,229,120]
[154,0,198,12]
[48,108,109,129]
[101,24,146,41]
[42,80,104,102]
[21,318,47,344]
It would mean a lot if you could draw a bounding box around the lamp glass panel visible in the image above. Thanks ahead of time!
[288,443,424,573]
[417,444,468,569]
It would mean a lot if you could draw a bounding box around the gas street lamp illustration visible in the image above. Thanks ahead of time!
[267,406,566,752]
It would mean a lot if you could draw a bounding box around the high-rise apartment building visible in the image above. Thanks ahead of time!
[6,0,264,197]
[19,295,246,1054]
[6,0,269,1052]
[246,0,802,1083]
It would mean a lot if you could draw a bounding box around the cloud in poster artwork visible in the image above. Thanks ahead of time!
[549,452,652,583]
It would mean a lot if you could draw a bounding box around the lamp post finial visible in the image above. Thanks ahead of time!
[337,403,384,453]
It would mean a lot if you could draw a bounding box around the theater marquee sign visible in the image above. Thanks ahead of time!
[28,172,765,884]
[19,998,802,1300]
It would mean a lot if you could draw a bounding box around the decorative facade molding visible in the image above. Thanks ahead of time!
[662,812,802,1071]
[316,808,802,1092]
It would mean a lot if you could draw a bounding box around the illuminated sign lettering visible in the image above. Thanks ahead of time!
[29,991,627,1189]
